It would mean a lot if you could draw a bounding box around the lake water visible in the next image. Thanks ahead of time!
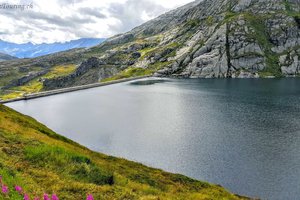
[6,78,300,200]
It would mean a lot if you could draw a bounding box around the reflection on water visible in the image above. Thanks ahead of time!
[6,78,300,200]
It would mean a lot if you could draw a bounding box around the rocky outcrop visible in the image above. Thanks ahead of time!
[49,0,299,84]
[43,54,129,90]
[43,57,102,90]
[3,70,49,89]
[280,50,300,75]
[182,24,228,78]
[154,0,300,78]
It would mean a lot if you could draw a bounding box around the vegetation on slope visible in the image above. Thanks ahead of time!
[101,61,172,82]
[243,13,281,77]
[0,65,76,100]
[101,67,152,82]
[0,104,247,199]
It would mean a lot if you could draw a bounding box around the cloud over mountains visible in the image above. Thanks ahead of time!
[0,0,194,44]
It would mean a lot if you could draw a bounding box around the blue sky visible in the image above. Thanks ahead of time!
[0,0,195,44]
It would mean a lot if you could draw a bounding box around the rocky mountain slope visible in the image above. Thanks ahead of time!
[0,0,299,99]
[0,104,248,199]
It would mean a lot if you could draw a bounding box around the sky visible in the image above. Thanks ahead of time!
[0,0,195,44]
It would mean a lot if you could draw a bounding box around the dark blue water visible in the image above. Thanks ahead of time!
[6,78,300,200]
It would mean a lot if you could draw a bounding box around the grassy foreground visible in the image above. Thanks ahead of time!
[0,105,248,200]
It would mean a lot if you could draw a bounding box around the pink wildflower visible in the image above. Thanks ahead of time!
[86,194,94,200]
[34,197,40,200]
[43,193,50,200]
[1,184,9,194]
[24,193,30,200]
[51,194,59,200]
[15,185,23,193]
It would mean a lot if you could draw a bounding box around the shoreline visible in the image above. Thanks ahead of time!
[0,75,151,104]
[2,76,298,104]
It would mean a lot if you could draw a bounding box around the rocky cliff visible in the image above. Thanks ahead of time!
[129,0,300,78]
[0,0,299,95]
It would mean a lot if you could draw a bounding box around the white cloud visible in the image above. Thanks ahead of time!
[0,0,194,44]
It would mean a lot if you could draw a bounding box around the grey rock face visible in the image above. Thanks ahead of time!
[235,71,259,78]
[280,52,300,75]
[74,57,100,76]
[23,0,300,85]
[233,0,252,12]
[155,0,300,78]
[43,57,107,90]
[183,24,228,78]
[105,33,134,46]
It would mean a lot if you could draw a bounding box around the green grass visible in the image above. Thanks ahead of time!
[139,46,157,59]
[24,145,114,185]
[258,71,276,78]
[244,13,282,77]
[0,73,23,88]
[206,16,215,26]
[284,0,292,12]
[0,65,76,100]
[0,104,248,200]
[283,0,300,28]
[0,167,27,200]
[0,91,25,100]
[102,61,173,83]
[138,42,180,61]
[101,67,152,82]
[224,11,240,24]
[101,40,179,83]
[184,19,201,29]
[148,61,173,71]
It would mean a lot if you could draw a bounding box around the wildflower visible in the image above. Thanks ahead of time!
[1,184,9,194]
[43,193,50,200]
[15,185,23,193]
[34,197,40,200]
[51,194,59,200]
[24,193,30,200]
[86,194,94,200]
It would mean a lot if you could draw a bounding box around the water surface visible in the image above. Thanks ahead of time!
[7,78,300,200]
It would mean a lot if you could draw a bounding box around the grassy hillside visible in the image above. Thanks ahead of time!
[0,105,248,199]
[0,65,76,100]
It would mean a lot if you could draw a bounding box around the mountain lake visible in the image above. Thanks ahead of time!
[6,78,300,200]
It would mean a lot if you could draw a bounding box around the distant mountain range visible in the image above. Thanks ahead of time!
[0,52,17,61]
[0,38,105,58]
